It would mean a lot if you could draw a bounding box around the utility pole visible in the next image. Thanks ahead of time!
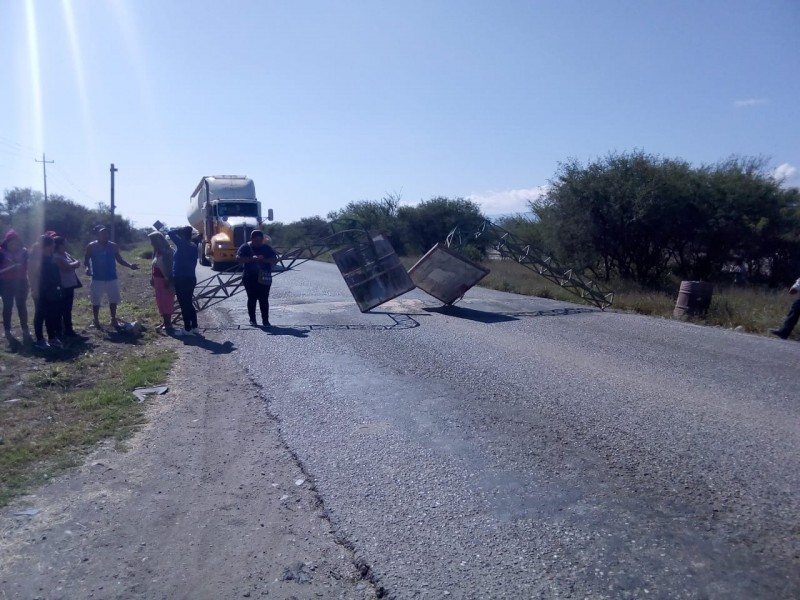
[109,163,118,242]
[35,153,54,202]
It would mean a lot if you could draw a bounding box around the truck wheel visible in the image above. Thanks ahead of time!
[199,244,210,267]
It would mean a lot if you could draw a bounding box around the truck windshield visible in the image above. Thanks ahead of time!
[217,202,258,218]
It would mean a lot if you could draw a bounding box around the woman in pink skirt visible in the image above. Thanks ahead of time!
[148,231,175,331]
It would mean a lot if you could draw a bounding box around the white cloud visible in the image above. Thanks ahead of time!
[467,186,548,215]
[772,162,797,182]
[733,98,768,108]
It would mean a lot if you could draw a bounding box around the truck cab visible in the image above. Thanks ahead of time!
[188,176,272,270]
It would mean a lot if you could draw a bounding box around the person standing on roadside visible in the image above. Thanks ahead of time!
[166,226,199,336]
[0,229,31,339]
[32,235,63,349]
[236,230,278,328]
[148,231,176,332]
[84,225,138,328]
[770,276,800,340]
[53,236,83,337]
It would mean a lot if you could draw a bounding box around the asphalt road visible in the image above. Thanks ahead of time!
[205,260,799,599]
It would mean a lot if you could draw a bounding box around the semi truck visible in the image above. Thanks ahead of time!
[187,175,273,270]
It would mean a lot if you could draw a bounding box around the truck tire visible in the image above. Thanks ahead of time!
[198,243,210,267]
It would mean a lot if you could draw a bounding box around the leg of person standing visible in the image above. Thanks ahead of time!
[173,276,196,333]
[153,277,175,331]
[257,282,271,327]
[243,278,260,326]
[186,276,198,331]
[772,297,800,339]
[1,280,12,334]
[61,286,76,336]
[44,297,62,346]
[14,279,30,336]
[33,293,46,347]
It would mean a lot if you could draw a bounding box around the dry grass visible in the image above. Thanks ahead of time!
[0,243,177,506]
[462,258,794,338]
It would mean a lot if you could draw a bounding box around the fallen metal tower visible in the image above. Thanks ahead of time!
[182,224,374,318]
[446,220,614,310]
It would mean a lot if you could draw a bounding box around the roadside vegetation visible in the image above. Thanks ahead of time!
[0,243,176,507]
[269,151,799,338]
[478,259,795,338]
[2,149,798,502]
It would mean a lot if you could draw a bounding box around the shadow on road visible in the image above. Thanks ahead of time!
[175,335,236,354]
[262,325,309,338]
[424,305,519,323]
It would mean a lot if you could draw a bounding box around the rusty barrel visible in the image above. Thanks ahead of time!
[674,281,713,317]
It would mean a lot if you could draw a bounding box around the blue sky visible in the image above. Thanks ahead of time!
[1,0,798,229]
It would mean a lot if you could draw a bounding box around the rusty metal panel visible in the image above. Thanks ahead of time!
[332,234,416,312]
[408,243,490,305]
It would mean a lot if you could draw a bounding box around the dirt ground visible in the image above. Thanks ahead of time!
[0,317,379,599]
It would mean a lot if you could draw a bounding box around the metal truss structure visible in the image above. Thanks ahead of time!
[175,223,374,320]
[445,220,614,310]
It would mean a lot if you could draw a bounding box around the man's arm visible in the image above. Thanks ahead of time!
[112,242,139,270]
[236,244,255,264]
[790,278,800,295]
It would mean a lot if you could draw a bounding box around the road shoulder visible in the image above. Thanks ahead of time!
[0,327,377,599]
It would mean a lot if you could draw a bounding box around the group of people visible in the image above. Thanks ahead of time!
[147,227,279,335]
[1,224,280,348]
[1,225,140,349]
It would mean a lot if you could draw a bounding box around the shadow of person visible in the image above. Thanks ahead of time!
[261,325,309,338]
[178,336,236,354]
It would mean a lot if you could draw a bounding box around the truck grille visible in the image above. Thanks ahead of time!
[233,226,250,249]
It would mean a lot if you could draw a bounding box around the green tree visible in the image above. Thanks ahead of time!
[397,197,486,256]
[533,151,800,286]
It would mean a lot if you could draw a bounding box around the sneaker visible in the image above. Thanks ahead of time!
[190,328,202,336]
[173,329,186,337]
[49,338,64,348]
[262,321,271,328]
[249,320,258,327]
[183,329,197,337]
[770,328,789,340]
[34,339,49,349]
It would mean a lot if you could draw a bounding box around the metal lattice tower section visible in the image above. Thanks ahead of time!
[446,220,614,310]
[178,224,373,320]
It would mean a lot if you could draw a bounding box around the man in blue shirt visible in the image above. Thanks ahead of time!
[166,227,200,336]
[83,225,138,328]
